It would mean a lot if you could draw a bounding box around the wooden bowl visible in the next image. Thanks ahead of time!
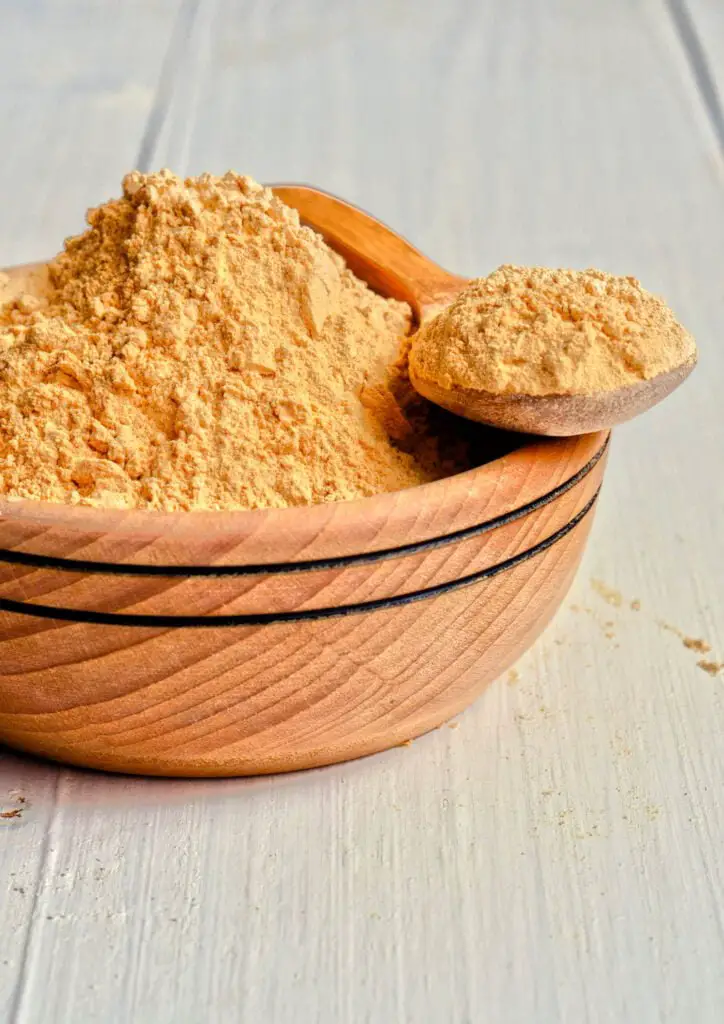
[0,430,608,776]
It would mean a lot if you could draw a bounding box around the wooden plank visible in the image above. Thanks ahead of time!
[1,0,723,1021]
[0,3,186,1020]
[0,752,60,1024]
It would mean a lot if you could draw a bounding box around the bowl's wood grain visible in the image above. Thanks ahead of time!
[0,432,607,776]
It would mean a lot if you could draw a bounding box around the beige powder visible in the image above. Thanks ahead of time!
[0,171,468,511]
[410,265,697,397]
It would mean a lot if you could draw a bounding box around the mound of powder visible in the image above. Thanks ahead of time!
[0,171,468,511]
[410,265,697,397]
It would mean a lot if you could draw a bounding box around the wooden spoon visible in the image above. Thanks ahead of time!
[271,184,467,324]
[272,184,697,437]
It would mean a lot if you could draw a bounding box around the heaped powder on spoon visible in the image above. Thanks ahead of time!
[0,171,470,511]
[410,265,696,397]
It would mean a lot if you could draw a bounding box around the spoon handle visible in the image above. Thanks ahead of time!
[271,184,467,321]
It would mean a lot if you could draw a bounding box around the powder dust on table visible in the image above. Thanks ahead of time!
[0,171,470,512]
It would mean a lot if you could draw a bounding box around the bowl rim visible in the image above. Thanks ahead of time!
[0,432,608,568]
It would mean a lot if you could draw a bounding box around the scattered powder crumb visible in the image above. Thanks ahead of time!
[683,636,711,654]
[448,721,459,730]
[631,599,641,611]
[697,660,723,677]
[410,265,696,397]
[658,620,720,672]
[569,601,619,642]
[507,668,520,686]
[611,730,633,758]
[590,579,623,608]
[0,171,476,511]
[658,620,684,639]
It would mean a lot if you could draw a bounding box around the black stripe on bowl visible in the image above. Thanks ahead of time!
[0,491,599,628]
[0,439,608,578]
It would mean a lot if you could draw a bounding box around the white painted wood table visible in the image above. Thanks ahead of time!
[1,2,723,1021]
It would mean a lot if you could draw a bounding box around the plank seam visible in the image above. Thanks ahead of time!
[135,0,203,172]
[664,0,724,158]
